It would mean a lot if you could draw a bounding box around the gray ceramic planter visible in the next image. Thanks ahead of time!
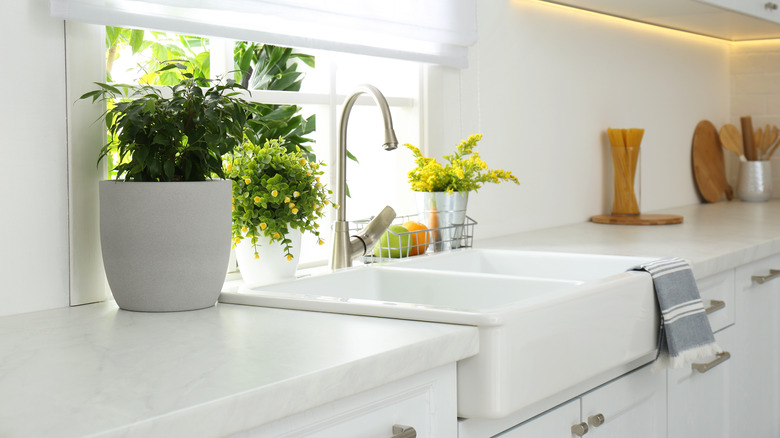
[99,180,232,312]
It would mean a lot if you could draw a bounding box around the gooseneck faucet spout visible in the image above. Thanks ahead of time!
[330,84,399,270]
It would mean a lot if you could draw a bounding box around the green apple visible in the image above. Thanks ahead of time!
[372,224,410,258]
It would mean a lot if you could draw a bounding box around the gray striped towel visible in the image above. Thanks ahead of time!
[634,257,722,368]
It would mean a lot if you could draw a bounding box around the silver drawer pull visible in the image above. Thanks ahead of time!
[705,299,725,314]
[692,351,731,373]
[571,422,589,436]
[392,424,416,438]
[588,413,605,427]
[766,2,778,10]
[752,269,780,284]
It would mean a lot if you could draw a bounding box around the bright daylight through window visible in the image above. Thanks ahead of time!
[103,27,422,268]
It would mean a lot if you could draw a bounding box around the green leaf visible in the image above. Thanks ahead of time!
[152,42,168,62]
[129,29,145,54]
[294,53,315,68]
[106,26,122,48]
[163,160,174,180]
[96,82,122,95]
[78,90,103,101]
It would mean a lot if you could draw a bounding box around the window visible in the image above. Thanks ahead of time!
[103,27,423,267]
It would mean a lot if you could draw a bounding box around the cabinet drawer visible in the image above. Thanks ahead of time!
[696,269,735,333]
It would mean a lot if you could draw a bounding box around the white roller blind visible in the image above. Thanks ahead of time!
[50,0,477,67]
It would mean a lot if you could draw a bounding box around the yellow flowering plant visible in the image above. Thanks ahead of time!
[225,138,332,260]
[406,134,519,192]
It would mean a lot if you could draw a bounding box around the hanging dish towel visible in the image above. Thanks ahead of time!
[634,257,721,368]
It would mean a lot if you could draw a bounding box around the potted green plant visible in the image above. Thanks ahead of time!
[225,137,331,285]
[406,134,519,250]
[80,66,255,312]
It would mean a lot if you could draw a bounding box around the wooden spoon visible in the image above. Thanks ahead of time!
[755,127,764,158]
[719,124,745,162]
[764,125,779,160]
[766,133,780,160]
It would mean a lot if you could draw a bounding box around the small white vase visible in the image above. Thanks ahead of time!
[235,228,302,287]
[737,161,772,202]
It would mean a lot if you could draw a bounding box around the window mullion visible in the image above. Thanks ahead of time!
[209,37,233,79]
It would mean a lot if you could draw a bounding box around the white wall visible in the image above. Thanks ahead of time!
[0,0,70,316]
[429,1,731,240]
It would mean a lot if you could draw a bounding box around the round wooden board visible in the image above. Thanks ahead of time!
[591,214,684,225]
[692,120,733,202]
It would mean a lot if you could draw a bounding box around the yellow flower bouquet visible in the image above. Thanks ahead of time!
[406,134,519,192]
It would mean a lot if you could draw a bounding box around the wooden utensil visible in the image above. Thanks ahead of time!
[693,120,733,202]
[762,125,779,160]
[766,133,780,160]
[755,127,764,157]
[741,116,756,161]
[719,124,744,161]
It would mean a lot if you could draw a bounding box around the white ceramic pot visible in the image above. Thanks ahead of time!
[99,180,232,312]
[738,161,772,202]
[235,228,302,287]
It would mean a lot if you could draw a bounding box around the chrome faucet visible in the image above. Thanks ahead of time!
[330,84,399,270]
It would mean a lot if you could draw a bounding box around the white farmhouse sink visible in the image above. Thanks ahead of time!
[220,249,660,419]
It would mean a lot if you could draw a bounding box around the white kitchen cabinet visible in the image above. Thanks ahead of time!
[718,0,780,23]
[579,363,666,438]
[730,255,780,437]
[667,327,734,438]
[496,363,666,438]
[539,0,780,40]
[230,364,457,438]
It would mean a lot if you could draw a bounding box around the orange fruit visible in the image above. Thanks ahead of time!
[402,220,430,256]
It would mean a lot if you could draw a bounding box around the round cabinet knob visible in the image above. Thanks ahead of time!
[588,413,606,427]
[571,422,589,436]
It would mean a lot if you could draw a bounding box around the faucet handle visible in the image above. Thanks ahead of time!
[353,206,396,254]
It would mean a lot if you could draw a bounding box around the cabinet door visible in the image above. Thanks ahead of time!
[580,364,667,438]
[667,327,734,438]
[496,399,580,438]
[234,364,457,438]
[731,256,780,437]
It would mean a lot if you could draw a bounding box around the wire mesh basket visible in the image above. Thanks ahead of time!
[352,213,477,264]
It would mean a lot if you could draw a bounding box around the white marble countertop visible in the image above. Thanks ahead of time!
[0,301,478,437]
[479,200,780,279]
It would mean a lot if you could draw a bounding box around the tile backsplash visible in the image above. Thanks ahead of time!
[730,41,780,197]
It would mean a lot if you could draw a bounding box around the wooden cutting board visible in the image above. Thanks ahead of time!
[592,214,683,225]
[692,120,733,203]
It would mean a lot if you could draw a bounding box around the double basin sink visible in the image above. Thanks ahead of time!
[219,249,660,419]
